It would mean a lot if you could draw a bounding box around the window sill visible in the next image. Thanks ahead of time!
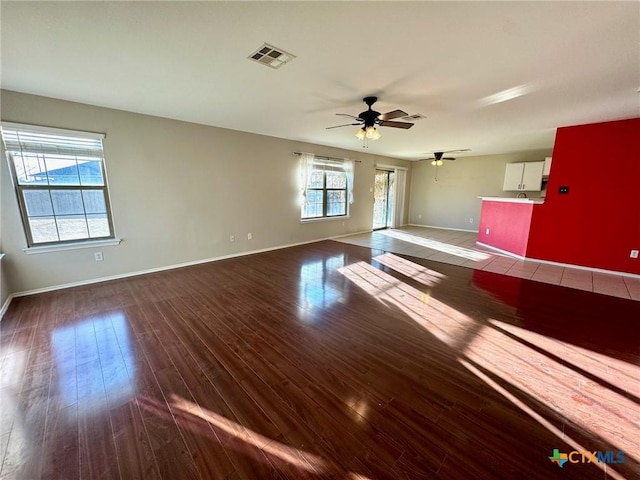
[301,216,350,224]
[23,238,122,255]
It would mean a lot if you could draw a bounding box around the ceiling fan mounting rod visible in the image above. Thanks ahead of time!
[363,96,378,107]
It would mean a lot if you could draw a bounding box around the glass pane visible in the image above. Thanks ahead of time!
[326,171,346,189]
[302,198,323,218]
[29,217,59,243]
[327,190,346,202]
[308,171,324,188]
[327,190,346,216]
[309,204,322,217]
[12,153,49,185]
[23,190,54,216]
[373,170,390,229]
[57,215,89,241]
[78,161,104,186]
[327,202,346,216]
[87,214,110,238]
[51,190,84,215]
[45,158,80,185]
[306,190,323,203]
[82,190,107,214]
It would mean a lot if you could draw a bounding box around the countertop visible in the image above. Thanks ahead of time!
[478,196,545,204]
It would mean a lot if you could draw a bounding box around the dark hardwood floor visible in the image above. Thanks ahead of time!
[1,240,638,479]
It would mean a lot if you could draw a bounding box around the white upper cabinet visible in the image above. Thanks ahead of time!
[503,163,525,191]
[503,161,544,191]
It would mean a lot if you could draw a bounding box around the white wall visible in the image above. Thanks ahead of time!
[409,150,552,231]
[1,90,411,295]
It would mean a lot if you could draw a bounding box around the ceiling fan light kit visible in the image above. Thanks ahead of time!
[327,96,413,144]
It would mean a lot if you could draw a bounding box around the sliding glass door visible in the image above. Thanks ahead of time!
[373,169,395,230]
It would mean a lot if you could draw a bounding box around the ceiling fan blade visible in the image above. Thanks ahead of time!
[379,120,414,129]
[326,123,361,130]
[417,156,455,162]
[336,113,361,120]
[379,109,408,121]
[443,149,471,154]
[421,149,471,155]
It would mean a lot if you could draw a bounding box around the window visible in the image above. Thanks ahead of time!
[2,123,115,247]
[302,166,348,219]
[300,154,353,220]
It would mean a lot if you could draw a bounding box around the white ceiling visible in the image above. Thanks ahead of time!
[1,1,638,160]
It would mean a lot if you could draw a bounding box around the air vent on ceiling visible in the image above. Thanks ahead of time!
[248,43,296,69]
[402,114,427,121]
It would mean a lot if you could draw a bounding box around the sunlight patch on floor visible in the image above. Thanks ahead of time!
[339,256,638,474]
[170,393,326,471]
[163,394,373,479]
[338,261,475,347]
[373,252,446,287]
[379,229,490,261]
[0,348,28,478]
[465,320,640,463]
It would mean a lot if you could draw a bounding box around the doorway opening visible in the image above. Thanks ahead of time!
[373,169,395,230]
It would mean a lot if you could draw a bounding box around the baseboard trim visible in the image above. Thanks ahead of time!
[0,294,14,321]
[476,242,527,260]
[11,234,367,299]
[476,242,640,279]
[330,229,373,239]
[408,223,478,234]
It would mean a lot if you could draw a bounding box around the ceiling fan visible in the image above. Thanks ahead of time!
[419,149,471,166]
[326,96,414,141]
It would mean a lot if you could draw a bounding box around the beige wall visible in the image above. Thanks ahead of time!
[0,148,9,308]
[1,90,411,295]
[408,150,552,231]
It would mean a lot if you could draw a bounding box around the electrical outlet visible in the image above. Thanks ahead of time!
[229,235,235,243]
[94,251,103,262]
[469,217,474,224]
[485,228,490,235]
[247,233,252,240]
[418,214,422,219]
[631,249,639,259]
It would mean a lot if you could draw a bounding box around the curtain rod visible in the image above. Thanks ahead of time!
[293,151,362,163]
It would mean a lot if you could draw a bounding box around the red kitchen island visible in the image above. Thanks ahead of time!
[476,197,545,258]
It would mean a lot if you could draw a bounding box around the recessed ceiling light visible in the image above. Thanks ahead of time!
[248,43,296,69]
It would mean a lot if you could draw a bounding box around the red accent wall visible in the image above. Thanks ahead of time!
[527,118,640,274]
[477,201,533,257]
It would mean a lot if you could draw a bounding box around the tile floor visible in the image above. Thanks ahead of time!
[335,226,640,302]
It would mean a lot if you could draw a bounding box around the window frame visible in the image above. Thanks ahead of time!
[301,165,348,220]
[2,123,117,248]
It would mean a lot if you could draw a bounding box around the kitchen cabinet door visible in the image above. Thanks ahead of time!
[521,162,544,191]
[503,163,524,190]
